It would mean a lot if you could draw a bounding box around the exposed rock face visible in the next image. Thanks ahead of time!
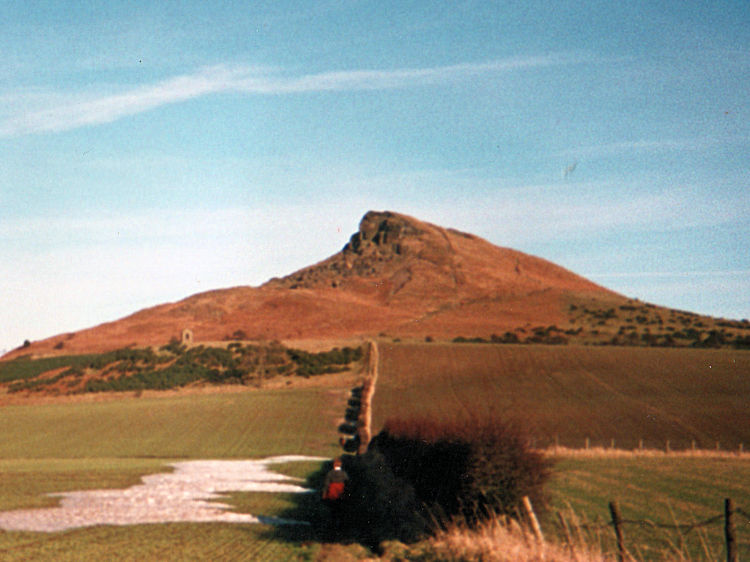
[345,210,422,256]
[266,211,467,294]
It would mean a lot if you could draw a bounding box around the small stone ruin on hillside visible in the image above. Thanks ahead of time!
[181,329,194,346]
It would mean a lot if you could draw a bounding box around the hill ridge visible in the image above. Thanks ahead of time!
[4,210,748,359]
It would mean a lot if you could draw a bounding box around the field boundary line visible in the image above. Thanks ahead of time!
[545,446,750,459]
[356,340,378,454]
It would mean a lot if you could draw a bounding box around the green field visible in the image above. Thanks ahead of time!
[548,454,750,561]
[373,342,750,450]
[0,387,348,560]
[0,389,346,459]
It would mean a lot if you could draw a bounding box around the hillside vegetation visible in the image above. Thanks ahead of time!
[453,297,750,348]
[0,341,362,396]
[373,342,750,450]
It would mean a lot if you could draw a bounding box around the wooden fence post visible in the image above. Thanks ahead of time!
[725,498,737,562]
[522,496,544,542]
[609,501,626,562]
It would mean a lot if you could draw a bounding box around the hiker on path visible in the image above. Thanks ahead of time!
[321,457,349,535]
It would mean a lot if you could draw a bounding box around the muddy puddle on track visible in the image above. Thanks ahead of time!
[0,456,326,532]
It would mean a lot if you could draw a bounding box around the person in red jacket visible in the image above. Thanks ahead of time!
[322,457,348,501]
[321,457,349,536]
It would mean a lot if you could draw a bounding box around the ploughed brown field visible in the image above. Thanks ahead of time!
[372,342,750,451]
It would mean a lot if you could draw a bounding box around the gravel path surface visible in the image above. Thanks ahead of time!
[0,455,326,533]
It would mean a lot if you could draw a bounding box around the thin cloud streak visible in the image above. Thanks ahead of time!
[1,53,594,137]
[0,66,248,136]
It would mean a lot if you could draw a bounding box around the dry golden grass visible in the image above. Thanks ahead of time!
[424,516,608,562]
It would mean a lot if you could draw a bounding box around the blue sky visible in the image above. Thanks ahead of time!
[2,1,749,353]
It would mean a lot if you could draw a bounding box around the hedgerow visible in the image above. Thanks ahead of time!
[373,417,552,523]
[332,416,552,547]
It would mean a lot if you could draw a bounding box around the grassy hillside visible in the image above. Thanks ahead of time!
[373,342,750,450]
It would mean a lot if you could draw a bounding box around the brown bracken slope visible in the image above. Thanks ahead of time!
[4,210,740,359]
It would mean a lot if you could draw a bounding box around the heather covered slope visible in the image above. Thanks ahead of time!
[4,211,746,359]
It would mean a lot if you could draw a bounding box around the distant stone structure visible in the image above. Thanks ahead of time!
[181,329,194,346]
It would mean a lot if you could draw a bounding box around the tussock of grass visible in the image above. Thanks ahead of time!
[421,516,605,562]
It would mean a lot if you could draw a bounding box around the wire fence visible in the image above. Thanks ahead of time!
[560,499,749,562]
[534,436,748,455]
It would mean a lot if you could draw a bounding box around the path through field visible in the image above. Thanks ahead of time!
[0,456,325,532]
[358,340,379,453]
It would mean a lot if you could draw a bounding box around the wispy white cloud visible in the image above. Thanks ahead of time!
[0,66,250,136]
[0,53,595,137]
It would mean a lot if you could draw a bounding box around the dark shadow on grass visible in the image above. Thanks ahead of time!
[254,461,331,546]
[257,454,429,554]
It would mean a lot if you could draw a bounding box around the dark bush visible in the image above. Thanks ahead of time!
[370,416,552,525]
[452,336,488,344]
[490,332,520,344]
[321,417,551,549]
[287,346,363,376]
[160,338,186,355]
[336,452,428,547]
